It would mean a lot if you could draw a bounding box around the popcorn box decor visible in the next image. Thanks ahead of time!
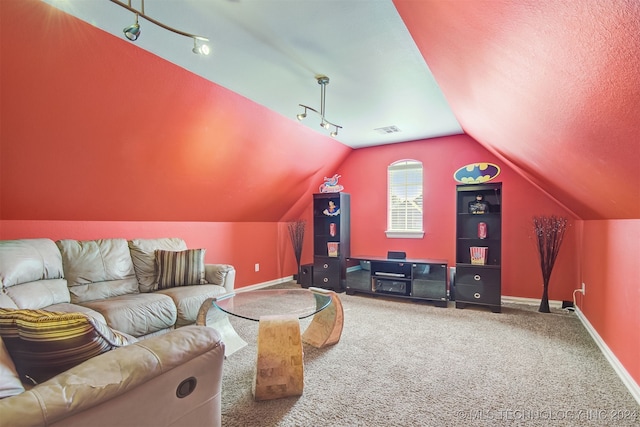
[327,242,339,257]
[470,246,488,265]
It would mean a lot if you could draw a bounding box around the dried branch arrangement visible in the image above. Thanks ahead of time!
[287,220,306,279]
[532,215,568,313]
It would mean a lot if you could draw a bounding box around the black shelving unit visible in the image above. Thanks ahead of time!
[312,193,350,292]
[454,183,502,313]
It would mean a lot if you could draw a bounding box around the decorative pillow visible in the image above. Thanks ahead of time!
[0,337,24,398]
[155,249,206,289]
[0,309,137,384]
[128,238,189,292]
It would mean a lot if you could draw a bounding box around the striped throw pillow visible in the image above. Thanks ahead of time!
[0,309,136,384]
[155,249,206,289]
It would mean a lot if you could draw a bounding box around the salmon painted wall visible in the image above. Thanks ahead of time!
[0,1,350,287]
[579,220,640,385]
[337,134,579,302]
[394,0,640,220]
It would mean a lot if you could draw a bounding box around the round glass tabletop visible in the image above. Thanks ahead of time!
[212,288,332,322]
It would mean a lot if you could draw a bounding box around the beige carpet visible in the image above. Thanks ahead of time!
[220,283,639,426]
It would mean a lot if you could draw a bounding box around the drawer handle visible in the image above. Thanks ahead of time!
[323,263,329,269]
[323,278,329,283]
[473,292,481,299]
[474,274,481,281]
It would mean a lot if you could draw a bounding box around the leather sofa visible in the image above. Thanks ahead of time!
[0,237,235,337]
[0,326,225,427]
[0,237,234,426]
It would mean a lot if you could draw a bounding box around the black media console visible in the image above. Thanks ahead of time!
[345,256,448,307]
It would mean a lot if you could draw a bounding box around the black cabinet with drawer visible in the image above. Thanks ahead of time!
[454,183,502,313]
[313,258,343,291]
[312,193,350,292]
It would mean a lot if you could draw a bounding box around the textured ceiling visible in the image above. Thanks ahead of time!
[395,0,640,219]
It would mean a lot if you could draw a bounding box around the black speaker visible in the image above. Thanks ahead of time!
[387,251,406,259]
[299,264,313,288]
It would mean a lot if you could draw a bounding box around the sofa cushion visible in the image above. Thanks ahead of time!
[0,239,64,288]
[0,309,136,384]
[56,239,139,303]
[128,238,188,292]
[3,279,70,310]
[0,337,24,399]
[45,303,108,325]
[0,239,69,309]
[157,284,226,327]
[79,293,177,337]
[156,249,206,289]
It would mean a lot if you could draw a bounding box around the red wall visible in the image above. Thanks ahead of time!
[394,0,640,220]
[580,220,640,384]
[338,135,579,302]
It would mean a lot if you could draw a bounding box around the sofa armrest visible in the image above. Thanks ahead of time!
[204,264,235,293]
[0,326,225,427]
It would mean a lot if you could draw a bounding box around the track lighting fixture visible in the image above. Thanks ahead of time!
[192,38,210,56]
[297,75,342,138]
[109,0,210,55]
[123,13,141,41]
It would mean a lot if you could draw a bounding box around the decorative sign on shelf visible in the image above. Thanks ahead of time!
[453,163,500,184]
[319,174,344,193]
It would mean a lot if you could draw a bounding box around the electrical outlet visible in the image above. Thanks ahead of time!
[255,263,260,272]
[581,282,586,295]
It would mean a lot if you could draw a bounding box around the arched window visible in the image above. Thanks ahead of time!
[386,160,424,238]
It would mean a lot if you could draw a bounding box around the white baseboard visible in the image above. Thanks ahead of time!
[574,306,640,405]
[237,276,294,292]
[501,295,564,310]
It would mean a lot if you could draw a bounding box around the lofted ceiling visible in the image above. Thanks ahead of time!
[41,0,639,220]
[395,0,640,220]
[43,0,463,148]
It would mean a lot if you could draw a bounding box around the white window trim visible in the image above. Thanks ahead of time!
[387,159,424,239]
[385,230,425,239]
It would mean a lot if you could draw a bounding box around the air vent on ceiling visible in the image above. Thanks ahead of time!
[374,126,401,134]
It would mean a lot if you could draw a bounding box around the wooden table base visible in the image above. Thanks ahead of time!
[302,288,344,348]
[197,289,344,401]
[253,315,304,400]
[254,288,344,400]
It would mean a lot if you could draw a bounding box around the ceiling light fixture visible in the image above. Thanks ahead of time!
[109,0,210,55]
[123,13,141,41]
[297,75,342,138]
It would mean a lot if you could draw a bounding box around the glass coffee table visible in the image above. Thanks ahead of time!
[196,287,344,400]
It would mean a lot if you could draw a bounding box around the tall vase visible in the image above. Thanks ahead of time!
[539,281,550,313]
[287,220,306,284]
[532,215,568,314]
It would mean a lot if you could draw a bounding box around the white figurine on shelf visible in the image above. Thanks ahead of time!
[323,200,340,216]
